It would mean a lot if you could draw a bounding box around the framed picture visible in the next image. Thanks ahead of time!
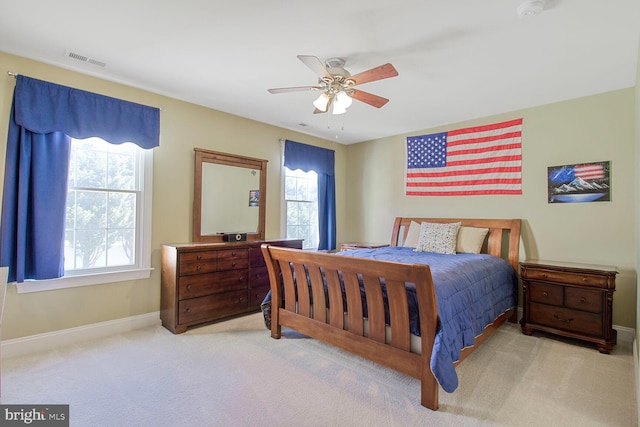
[547,161,610,203]
[249,190,260,207]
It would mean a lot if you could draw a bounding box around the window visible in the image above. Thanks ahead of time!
[18,137,153,292]
[284,167,318,250]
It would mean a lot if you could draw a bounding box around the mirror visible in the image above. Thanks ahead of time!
[193,148,267,243]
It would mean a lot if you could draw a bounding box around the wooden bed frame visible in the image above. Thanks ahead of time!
[261,217,521,410]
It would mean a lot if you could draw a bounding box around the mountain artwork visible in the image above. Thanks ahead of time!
[547,161,610,203]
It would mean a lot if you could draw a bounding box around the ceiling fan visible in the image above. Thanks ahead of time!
[267,55,399,115]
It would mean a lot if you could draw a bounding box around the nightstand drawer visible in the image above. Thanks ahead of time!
[529,282,563,306]
[565,287,602,313]
[529,303,602,336]
[522,268,609,288]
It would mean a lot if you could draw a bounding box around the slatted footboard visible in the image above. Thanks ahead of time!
[260,245,442,409]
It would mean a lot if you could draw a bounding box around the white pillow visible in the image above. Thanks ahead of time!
[415,222,461,254]
[456,226,489,254]
[402,221,422,247]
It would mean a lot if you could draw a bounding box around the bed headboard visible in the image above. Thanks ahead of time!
[390,217,521,272]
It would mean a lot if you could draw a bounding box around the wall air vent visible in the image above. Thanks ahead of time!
[63,50,107,68]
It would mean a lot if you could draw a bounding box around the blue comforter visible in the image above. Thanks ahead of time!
[335,247,518,393]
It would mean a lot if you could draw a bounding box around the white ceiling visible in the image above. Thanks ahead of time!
[0,0,638,145]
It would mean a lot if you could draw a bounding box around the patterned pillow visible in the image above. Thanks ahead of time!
[415,222,461,254]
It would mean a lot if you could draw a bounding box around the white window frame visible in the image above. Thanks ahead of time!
[15,146,153,294]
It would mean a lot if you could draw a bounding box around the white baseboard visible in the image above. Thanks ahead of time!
[1,311,161,359]
[615,324,635,345]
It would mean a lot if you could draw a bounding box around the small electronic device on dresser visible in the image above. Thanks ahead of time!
[519,259,617,354]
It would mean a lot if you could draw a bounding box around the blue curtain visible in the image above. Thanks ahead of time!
[0,75,160,283]
[284,140,336,250]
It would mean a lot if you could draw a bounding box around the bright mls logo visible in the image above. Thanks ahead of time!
[0,405,68,426]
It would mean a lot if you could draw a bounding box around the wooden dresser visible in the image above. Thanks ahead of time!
[161,239,303,333]
[520,259,617,353]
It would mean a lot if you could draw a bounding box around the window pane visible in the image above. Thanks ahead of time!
[108,192,135,229]
[107,228,135,266]
[107,152,136,190]
[72,229,107,269]
[66,137,143,273]
[75,191,107,229]
[75,147,107,188]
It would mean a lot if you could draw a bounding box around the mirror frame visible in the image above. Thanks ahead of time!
[193,148,267,243]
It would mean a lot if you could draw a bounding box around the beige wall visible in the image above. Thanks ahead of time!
[0,51,347,340]
[0,49,636,338]
[346,89,637,328]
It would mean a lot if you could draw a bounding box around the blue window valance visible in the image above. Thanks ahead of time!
[284,139,334,176]
[14,75,160,149]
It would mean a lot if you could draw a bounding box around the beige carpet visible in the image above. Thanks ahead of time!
[0,313,636,426]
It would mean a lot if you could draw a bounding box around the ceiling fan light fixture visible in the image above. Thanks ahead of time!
[331,103,347,115]
[313,93,331,112]
[335,91,353,109]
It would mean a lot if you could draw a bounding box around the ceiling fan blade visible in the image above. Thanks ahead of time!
[268,85,322,94]
[350,89,389,108]
[348,63,398,86]
[297,55,333,79]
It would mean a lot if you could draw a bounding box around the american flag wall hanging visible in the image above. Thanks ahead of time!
[405,118,523,196]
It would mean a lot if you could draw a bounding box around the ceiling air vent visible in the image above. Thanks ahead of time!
[63,50,107,68]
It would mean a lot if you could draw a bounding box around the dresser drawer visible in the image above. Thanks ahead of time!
[250,285,270,308]
[179,251,217,275]
[178,289,249,324]
[528,282,563,306]
[522,268,610,288]
[565,287,602,313]
[529,302,603,337]
[249,266,269,288]
[250,247,267,268]
[178,271,248,299]
[217,249,248,270]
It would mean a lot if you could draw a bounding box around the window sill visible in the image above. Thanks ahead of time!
[14,268,154,294]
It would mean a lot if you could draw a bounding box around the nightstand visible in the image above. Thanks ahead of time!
[339,243,389,251]
[520,259,617,353]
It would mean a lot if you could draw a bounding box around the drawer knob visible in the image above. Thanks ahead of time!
[239,276,244,281]
[542,291,548,297]
[196,265,202,271]
[187,285,192,290]
[580,297,586,303]
[186,308,192,313]
[541,273,548,279]
[232,251,236,256]
[232,261,236,267]
[582,277,587,282]
[197,255,202,260]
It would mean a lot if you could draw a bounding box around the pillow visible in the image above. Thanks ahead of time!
[415,222,461,254]
[402,221,422,247]
[456,226,489,254]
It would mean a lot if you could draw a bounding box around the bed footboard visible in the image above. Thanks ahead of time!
[261,244,441,410]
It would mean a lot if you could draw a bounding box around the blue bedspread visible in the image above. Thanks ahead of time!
[335,246,518,393]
